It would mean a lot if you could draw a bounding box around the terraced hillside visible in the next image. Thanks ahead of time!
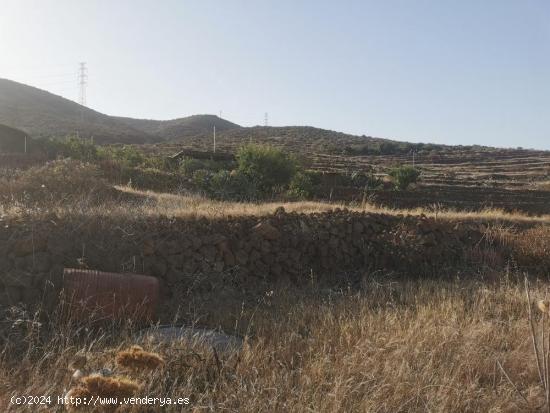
[161,125,433,154]
[154,127,550,214]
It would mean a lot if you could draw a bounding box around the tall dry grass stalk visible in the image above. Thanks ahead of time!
[497,278,550,412]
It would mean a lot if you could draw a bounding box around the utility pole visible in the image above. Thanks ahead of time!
[24,136,27,154]
[412,150,417,167]
[78,62,88,106]
[213,126,216,153]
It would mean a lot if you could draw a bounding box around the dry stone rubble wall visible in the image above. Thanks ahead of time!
[0,208,488,313]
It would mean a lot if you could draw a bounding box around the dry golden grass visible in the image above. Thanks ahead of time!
[89,185,550,225]
[3,184,547,227]
[2,276,550,412]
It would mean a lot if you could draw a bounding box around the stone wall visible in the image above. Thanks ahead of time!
[0,208,490,317]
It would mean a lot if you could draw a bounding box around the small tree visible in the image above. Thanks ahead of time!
[236,144,297,196]
[287,171,315,199]
[389,165,420,190]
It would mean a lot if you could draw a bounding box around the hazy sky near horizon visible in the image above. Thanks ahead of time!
[1,0,549,149]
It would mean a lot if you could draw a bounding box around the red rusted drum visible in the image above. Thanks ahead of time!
[63,269,159,322]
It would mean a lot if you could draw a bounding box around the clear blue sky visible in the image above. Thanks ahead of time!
[1,0,549,149]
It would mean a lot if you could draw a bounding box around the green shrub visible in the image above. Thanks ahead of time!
[236,144,297,196]
[99,145,145,168]
[42,138,175,172]
[191,169,211,190]
[288,171,315,199]
[192,169,259,201]
[350,171,384,190]
[41,136,100,161]
[208,170,234,199]
[179,158,231,177]
[180,158,205,176]
[388,165,421,190]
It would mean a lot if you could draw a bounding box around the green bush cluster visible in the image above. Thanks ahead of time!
[287,171,315,199]
[34,138,395,200]
[191,144,314,201]
[40,137,168,169]
[388,165,421,190]
[236,144,298,195]
[178,157,232,176]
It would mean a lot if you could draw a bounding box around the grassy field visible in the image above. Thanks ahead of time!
[2,275,550,412]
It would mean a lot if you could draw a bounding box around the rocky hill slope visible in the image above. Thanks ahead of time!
[0,79,159,144]
[114,114,240,140]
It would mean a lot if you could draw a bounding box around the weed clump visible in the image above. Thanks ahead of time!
[81,374,141,398]
[65,375,141,412]
[115,345,165,372]
[0,159,121,207]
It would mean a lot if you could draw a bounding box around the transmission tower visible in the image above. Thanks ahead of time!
[264,112,268,127]
[78,62,88,106]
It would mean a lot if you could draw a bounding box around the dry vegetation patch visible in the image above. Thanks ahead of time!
[1,277,549,412]
[0,160,127,209]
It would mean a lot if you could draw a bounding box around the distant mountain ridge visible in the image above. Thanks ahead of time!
[0,78,158,144]
[0,79,239,144]
[114,114,241,140]
[1,78,534,154]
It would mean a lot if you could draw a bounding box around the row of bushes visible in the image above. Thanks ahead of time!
[189,145,420,200]
[25,137,421,201]
[340,140,497,157]
[342,140,444,156]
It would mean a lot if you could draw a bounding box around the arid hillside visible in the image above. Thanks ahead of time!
[0,79,246,145]
[114,114,241,140]
[0,79,159,144]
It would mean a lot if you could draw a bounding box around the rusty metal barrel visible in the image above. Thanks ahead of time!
[63,268,159,322]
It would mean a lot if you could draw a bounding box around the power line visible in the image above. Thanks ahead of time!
[33,79,77,87]
[23,73,77,79]
[78,62,88,106]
